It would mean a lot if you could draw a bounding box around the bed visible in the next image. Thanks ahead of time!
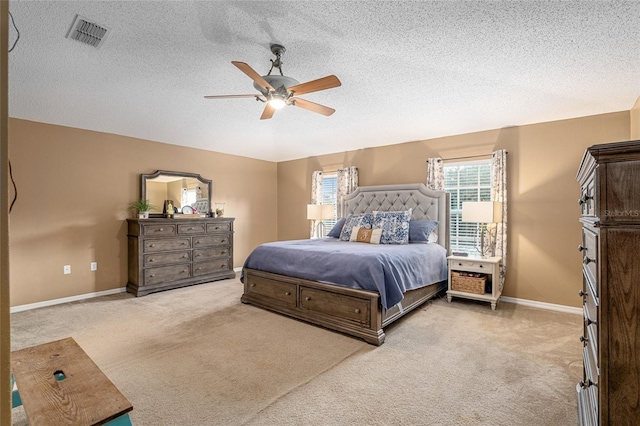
[241,183,450,345]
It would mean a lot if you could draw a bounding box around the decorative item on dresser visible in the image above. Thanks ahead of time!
[576,140,640,425]
[127,217,235,296]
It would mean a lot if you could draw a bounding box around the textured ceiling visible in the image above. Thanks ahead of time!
[7,1,640,162]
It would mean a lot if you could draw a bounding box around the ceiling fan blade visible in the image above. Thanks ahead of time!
[204,94,262,99]
[287,75,341,96]
[260,103,276,120]
[232,61,274,92]
[290,98,336,116]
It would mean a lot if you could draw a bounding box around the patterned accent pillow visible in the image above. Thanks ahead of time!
[372,209,412,244]
[339,213,373,241]
[349,226,382,244]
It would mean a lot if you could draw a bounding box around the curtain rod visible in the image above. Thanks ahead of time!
[432,151,508,162]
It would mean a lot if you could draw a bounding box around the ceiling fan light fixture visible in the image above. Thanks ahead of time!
[268,94,286,109]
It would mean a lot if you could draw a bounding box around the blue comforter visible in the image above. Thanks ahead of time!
[241,238,448,309]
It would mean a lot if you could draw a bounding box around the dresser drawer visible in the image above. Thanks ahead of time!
[193,248,229,262]
[245,275,296,307]
[450,259,492,274]
[144,251,190,267]
[581,275,598,330]
[144,264,191,285]
[582,345,599,422]
[177,223,206,234]
[193,259,231,276]
[299,286,370,326]
[144,238,191,253]
[142,224,176,236]
[192,235,230,247]
[581,228,598,297]
[579,173,596,217]
[207,222,231,233]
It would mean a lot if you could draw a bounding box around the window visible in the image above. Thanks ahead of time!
[321,174,338,230]
[443,160,492,253]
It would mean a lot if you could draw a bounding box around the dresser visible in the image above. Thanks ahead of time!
[127,217,235,296]
[576,140,640,425]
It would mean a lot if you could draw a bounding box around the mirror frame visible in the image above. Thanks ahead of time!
[141,170,212,218]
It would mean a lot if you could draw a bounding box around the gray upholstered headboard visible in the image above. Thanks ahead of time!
[341,183,450,252]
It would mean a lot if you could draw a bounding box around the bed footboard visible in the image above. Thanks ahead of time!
[241,268,445,345]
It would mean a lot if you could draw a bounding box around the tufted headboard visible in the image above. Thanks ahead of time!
[341,183,450,252]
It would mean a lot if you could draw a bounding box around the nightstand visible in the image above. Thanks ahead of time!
[446,255,503,310]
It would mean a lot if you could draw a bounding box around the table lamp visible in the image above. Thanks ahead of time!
[307,204,334,238]
[462,201,502,257]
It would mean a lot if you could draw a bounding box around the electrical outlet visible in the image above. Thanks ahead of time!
[63,265,71,275]
[90,262,97,271]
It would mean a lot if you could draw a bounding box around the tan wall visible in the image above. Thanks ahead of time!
[631,96,640,139]
[9,118,278,307]
[277,112,630,307]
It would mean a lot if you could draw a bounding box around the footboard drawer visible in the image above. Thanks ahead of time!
[299,286,371,326]
[245,275,296,307]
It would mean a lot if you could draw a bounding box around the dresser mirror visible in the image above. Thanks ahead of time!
[141,170,212,217]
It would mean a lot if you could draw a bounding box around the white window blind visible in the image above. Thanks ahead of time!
[322,174,338,230]
[443,160,492,253]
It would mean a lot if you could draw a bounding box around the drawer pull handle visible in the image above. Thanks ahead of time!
[583,256,594,265]
[285,291,291,296]
[220,264,226,268]
[149,258,154,262]
[305,296,311,301]
[578,245,586,252]
[479,265,483,268]
[182,270,188,273]
[150,274,155,277]
[250,283,256,287]
[221,239,226,243]
[579,379,594,389]
[221,251,226,255]
[578,194,593,205]
[354,308,360,314]
[578,290,588,297]
[196,267,201,271]
[579,335,588,343]
[182,242,187,245]
[195,254,200,257]
[585,317,597,326]
[458,263,462,266]
[215,226,220,230]
[150,244,155,247]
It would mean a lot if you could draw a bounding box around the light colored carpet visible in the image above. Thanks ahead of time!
[11,275,582,425]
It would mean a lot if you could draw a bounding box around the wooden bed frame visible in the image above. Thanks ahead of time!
[241,183,450,345]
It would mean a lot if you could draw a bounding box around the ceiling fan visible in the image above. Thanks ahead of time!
[205,44,341,120]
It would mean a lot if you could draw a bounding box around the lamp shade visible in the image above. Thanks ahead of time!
[462,201,502,223]
[307,204,334,220]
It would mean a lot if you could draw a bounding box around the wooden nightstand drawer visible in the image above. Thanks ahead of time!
[144,264,191,285]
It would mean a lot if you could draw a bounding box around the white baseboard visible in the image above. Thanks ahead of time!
[233,267,242,272]
[10,287,127,314]
[500,296,582,315]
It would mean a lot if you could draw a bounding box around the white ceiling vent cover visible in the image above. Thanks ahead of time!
[66,15,110,49]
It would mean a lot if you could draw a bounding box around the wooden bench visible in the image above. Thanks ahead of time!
[11,337,133,426]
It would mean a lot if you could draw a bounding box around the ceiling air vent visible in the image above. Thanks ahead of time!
[66,15,110,49]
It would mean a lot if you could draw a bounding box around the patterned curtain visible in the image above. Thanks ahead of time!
[337,166,358,218]
[310,171,323,238]
[426,157,444,191]
[491,149,508,291]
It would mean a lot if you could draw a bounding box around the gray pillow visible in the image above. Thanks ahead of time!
[326,218,346,238]
[409,220,439,243]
